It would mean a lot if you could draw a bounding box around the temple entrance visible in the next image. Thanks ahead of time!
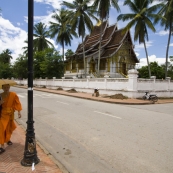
[122,63,126,75]
[72,60,77,72]
[91,63,95,72]
[90,58,96,73]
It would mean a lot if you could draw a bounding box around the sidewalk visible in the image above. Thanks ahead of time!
[1,86,172,173]
[32,87,173,105]
[0,123,63,173]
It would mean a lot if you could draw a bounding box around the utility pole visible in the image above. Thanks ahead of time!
[21,0,40,166]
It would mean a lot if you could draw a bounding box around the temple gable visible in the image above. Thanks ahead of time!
[64,21,139,79]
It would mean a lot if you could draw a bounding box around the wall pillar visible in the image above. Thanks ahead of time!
[45,77,48,88]
[166,77,171,91]
[87,76,90,88]
[53,77,56,88]
[128,69,138,91]
[150,76,156,92]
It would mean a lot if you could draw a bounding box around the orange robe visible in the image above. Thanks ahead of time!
[0,92,22,144]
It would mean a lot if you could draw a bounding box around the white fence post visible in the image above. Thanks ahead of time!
[53,77,56,88]
[128,69,138,91]
[166,77,171,91]
[87,76,90,88]
[104,74,109,90]
[45,77,48,87]
[39,77,42,87]
[150,76,156,92]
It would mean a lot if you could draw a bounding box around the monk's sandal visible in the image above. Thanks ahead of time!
[7,141,13,145]
[0,148,5,154]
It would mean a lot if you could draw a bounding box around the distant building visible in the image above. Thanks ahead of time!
[64,20,139,78]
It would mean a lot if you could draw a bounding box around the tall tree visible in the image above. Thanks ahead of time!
[65,49,74,58]
[33,22,54,51]
[40,49,64,79]
[0,49,13,64]
[138,62,165,79]
[92,0,120,76]
[153,0,173,78]
[62,0,98,78]
[12,55,28,79]
[49,8,77,70]
[117,0,159,78]
[0,63,13,79]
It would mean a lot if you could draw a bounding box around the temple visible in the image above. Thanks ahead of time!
[64,20,139,78]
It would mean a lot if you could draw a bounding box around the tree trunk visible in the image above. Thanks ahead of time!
[165,20,172,79]
[62,42,65,74]
[82,36,86,78]
[144,40,151,78]
[97,19,103,78]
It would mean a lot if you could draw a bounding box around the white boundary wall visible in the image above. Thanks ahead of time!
[15,70,173,98]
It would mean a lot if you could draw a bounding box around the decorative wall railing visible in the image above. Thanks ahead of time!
[13,70,173,98]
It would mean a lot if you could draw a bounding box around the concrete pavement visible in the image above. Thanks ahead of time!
[1,85,173,173]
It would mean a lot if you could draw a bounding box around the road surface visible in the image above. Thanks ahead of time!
[12,87,173,173]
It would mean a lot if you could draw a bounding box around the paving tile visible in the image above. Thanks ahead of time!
[0,123,63,173]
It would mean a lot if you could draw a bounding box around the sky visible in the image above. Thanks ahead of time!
[0,0,173,68]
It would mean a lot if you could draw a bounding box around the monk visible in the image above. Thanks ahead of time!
[0,84,22,154]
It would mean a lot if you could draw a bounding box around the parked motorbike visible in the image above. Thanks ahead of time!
[142,92,158,103]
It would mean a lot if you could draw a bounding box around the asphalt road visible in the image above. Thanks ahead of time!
[11,87,173,173]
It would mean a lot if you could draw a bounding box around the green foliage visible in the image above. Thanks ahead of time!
[62,0,98,38]
[34,22,54,52]
[12,55,28,79]
[117,0,161,78]
[65,49,74,58]
[138,62,165,79]
[170,56,173,62]
[0,49,13,64]
[49,8,77,64]
[153,0,173,78]
[0,63,13,79]
[39,49,64,78]
[167,64,173,79]
[33,51,45,78]
[92,0,120,20]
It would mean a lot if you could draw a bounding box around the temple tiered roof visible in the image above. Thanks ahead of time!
[68,20,138,62]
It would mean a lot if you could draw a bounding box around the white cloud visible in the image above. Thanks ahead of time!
[34,0,75,9]
[34,0,61,9]
[135,41,153,51]
[34,13,54,26]
[0,15,58,63]
[156,30,169,36]
[170,43,173,46]
[136,55,169,68]
[0,17,28,62]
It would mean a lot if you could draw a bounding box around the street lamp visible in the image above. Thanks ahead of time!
[21,0,40,166]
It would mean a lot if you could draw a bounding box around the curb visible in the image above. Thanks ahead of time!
[14,85,152,105]
[14,85,173,105]
[15,119,69,173]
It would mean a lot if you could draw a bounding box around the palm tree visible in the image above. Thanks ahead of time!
[117,0,159,78]
[153,0,173,78]
[33,22,54,51]
[62,0,98,78]
[22,40,29,56]
[0,49,13,64]
[92,0,120,76]
[49,8,77,68]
